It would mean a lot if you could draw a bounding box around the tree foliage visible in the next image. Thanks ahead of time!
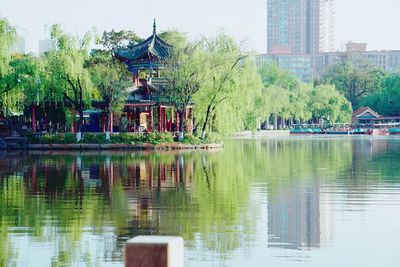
[96,30,143,52]
[45,24,95,135]
[0,18,17,98]
[161,32,205,139]
[88,50,132,135]
[0,18,16,77]
[192,34,262,137]
[360,73,400,116]
[309,84,352,123]
[323,55,386,108]
[257,62,352,126]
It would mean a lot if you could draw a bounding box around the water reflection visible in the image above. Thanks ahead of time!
[0,137,400,266]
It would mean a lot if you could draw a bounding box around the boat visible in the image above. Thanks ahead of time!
[324,124,355,135]
[290,124,323,135]
[389,128,400,135]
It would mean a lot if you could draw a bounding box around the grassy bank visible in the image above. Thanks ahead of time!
[26,132,222,146]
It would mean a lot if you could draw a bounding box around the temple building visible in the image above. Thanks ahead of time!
[95,21,194,133]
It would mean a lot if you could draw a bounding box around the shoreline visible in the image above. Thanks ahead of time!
[12,142,224,151]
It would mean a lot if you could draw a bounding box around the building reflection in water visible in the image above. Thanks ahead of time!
[266,138,397,251]
[268,182,320,250]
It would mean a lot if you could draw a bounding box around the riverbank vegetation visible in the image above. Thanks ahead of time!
[1,18,399,142]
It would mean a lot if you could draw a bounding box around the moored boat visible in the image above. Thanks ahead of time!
[389,128,400,135]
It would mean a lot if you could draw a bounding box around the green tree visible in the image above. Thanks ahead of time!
[97,30,143,51]
[323,55,386,107]
[88,53,131,140]
[193,34,260,138]
[0,18,17,98]
[360,73,400,116]
[309,84,352,124]
[45,24,94,140]
[162,32,205,140]
[257,63,300,128]
[258,62,298,90]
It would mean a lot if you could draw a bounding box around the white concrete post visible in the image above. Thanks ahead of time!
[125,236,184,267]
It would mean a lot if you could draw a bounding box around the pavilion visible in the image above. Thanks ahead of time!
[94,21,194,133]
[352,107,400,125]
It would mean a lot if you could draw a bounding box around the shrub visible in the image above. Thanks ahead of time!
[144,132,174,145]
[25,132,40,144]
[95,134,107,144]
[41,134,64,144]
[181,135,203,145]
[63,133,75,144]
[110,133,145,144]
[82,133,96,143]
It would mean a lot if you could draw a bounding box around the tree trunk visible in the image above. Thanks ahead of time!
[105,105,112,141]
[178,110,185,141]
[76,107,84,142]
[201,104,212,140]
[265,115,270,130]
[273,115,278,130]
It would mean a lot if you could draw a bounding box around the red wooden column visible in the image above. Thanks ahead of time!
[162,107,166,132]
[31,106,36,133]
[158,106,162,132]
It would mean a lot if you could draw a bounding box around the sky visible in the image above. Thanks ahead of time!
[1,0,400,54]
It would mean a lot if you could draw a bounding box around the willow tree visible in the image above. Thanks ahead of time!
[162,33,205,140]
[45,25,94,141]
[192,34,262,138]
[0,18,17,99]
[257,62,302,128]
[309,84,352,124]
[1,54,44,119]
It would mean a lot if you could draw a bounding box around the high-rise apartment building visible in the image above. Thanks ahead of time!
[11,35,26,54]
[267,0,335,55]
[39,39,55,54]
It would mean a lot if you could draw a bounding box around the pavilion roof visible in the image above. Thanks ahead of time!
[115,22,172,62]
[353,107,381,118]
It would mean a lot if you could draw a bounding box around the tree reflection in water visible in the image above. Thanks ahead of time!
[0,137,400,266]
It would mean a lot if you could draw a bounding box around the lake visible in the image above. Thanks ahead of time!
[1,136,400,267]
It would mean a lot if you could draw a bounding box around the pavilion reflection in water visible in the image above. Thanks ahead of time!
[18,152,194,193]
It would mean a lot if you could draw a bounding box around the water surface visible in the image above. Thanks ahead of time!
[1,136,400,266]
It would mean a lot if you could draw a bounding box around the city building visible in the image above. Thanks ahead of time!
[315,42,400,77]
[258,42,400,82]
[267,0,335,55]
[11,26,27,54]
[319,0,335,53]
[11,35,25,54]
[257,54,313,82]
[264,0,335,82]
[39,39,55,54]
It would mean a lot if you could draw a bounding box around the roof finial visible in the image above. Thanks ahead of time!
[153,19,157,35]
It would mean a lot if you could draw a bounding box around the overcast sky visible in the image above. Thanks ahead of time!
[1,0,400,54]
